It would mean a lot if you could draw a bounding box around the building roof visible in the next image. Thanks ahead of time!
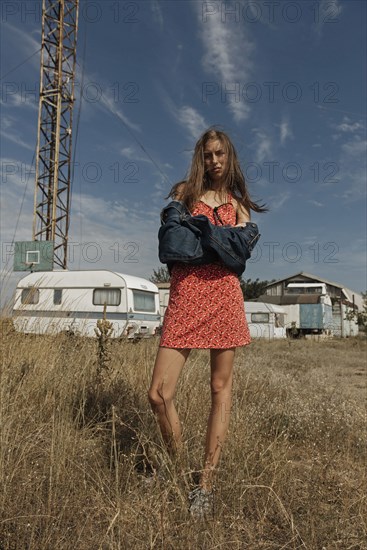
[265,271,344,290]
[257,294,322,305]
[265,271,363,307]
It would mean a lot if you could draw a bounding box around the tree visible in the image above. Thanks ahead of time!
[150,266,171,283]
[240,277,275,300]
[358,292,367,327]
[344,291,367,328]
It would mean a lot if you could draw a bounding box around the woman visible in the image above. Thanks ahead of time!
[148,128,267,518]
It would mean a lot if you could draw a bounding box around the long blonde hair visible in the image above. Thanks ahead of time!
[168,128,268,213]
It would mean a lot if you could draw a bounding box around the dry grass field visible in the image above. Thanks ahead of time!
[0,318,366,550]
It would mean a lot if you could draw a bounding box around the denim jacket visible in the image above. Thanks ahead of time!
[158,200,260,276]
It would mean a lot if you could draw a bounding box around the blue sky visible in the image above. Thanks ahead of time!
[1,0,366,305]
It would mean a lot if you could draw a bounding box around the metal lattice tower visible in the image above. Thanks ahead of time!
[32,0,79,269]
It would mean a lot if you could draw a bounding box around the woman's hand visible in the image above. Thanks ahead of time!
[234,222,247,228]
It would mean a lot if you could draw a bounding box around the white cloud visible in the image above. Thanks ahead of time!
[120,146,151,163]
[54,192,161,277]
[0,120,34,151]
[99,91,141,133]
[335,136,367,202]
[1,117,13,131]
[155,82,208,142]
[276,115,294,146]
[337,121,364,133]
[269,191,291,210]
[196,5,256,122]
[2,22,40,61]
[0,90,38,111]
[341,138,367,157]
[176,106,208,141]
[331,116,365,135]
[1,133,33,152]
[120,146,136,158]
[71,63,141,134]
[280,122,292,145]
[326,116,366,200]
[0,157,35,189]
[250,128,274,164]
[151,0,164,29]
[312,0,343,36]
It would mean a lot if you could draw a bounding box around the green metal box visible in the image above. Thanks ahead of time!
[13,241,54,271]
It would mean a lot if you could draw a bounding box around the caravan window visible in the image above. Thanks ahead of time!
[93,288,121,306]
[21,288,39,304]
[251,313,269,323]
[54,289,62,305]
[133,290,155,312]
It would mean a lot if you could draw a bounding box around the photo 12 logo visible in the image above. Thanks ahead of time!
[1,160,140,186]
[243,160,339,185]
[0,81,140,106]
[249,241,340,264]
[201,2,341,24]
[1,2,140,24]
[2,241,140,265]
[202,81,340,105]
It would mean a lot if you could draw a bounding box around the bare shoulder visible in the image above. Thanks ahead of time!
[231,196,251,222]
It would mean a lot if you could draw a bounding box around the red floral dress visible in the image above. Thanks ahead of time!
[159,197,251,349]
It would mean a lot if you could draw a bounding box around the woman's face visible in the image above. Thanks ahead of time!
[203,139,228,184]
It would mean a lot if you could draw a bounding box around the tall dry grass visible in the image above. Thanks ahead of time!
[0,318,366,549]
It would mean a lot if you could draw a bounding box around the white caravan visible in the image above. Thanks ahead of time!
[245,302,287,339]
[12,270,161,339]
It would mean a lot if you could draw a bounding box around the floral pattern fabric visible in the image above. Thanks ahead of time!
[159,198,251,349]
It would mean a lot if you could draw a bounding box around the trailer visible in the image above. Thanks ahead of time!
[156,282,171,319]
[261,274,362,338]
[283,283,333,337]
[245,302,287,339]
[12,270,161,339]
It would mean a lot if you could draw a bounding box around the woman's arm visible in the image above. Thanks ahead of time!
[234,199,251,227]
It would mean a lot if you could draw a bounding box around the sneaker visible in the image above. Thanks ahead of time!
[188,487,214,519]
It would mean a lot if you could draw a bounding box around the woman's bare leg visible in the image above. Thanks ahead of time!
[201,348,235,491]
[148,347,190,453]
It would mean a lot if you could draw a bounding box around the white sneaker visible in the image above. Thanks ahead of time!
[188,487,214,519]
